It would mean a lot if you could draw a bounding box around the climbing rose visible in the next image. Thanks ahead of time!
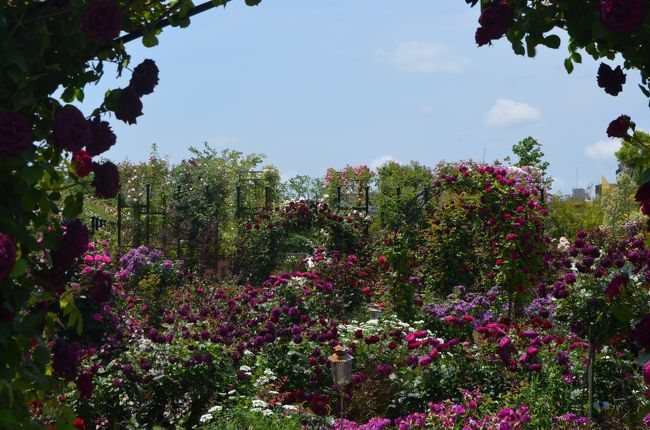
[597,63,626,96]
[113,87,143,125]
[87,117,116,156]
[72,149,93,177]
[72,418,86,430]
[606,115,632,138]
[605,273,627,298]
[52,219,89,270]
[601,0,647,34]
[0,112,33,156]
[475,0,515,46]
[129,59,159,96]
[52,105,92,151]
[92,161,120,198]
[633,314,650,349]
[82,0,123,44]
[0,232,17,284]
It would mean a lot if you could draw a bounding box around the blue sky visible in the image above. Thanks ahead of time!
[76,0,650,194]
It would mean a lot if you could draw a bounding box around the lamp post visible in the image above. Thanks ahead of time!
[329,345,353,429]
[368,305,382,320]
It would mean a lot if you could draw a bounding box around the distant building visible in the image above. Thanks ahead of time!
[572,188,587,201]
[595,176,616,200]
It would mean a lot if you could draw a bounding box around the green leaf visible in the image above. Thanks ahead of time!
[10,259,27,278]
[611,304,633,323]
[19,166,43,186]
[541,35,561,49]
[32,345,51,366]
[245,0,262,5]
[61,87,75,103]
[74,88,84,102]
[564,58,574,74]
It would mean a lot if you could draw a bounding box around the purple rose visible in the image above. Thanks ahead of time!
[0,112,33,156]
[76,371,94,398]
[601,0,646,34]
[129,59,159,97]
[633,314,650,349]
[597,63,626,96]
[88,270,112,303]
[92,161,120,198]
[607,114,633,138]
[376,363,393,376]
[0,232,17,284]
[86,117,116,156]
[475,0,515,46]
[82,0,123,44]
[113,87,143,125]
[51,105,91,151]
[52,219,89,270]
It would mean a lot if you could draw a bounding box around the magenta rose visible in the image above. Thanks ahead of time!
[0,112,33,156]
[475,0,515,46]
[51,105,92,151]
[52,219,89,270]
[601,0,646,34]
[87,117,116,156]
[92,161,120,198]
[82,0,123,44]
[129,59,159,97]
[604,273,627,298]
[597,63,626,96]
[0,232,17,284]
[113,87,143,125]
[606,114,633,138]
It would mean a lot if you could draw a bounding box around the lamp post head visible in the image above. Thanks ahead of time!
[329,345,353,386]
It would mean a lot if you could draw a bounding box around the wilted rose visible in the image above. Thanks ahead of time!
[597,63,626,96]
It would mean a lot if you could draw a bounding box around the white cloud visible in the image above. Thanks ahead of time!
[369,155,396,171]
[485,99,542,128]
[377,42,472,73]
[584,139,621,160]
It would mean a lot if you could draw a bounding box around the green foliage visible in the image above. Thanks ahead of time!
[505,136,549,176]
[546,196,603,239]
[600,172,643,236]
[615,131,650,183]
[281,174,325,202]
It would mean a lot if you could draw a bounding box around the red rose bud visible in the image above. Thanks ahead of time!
[601,0,646,34]
[606,114,633,139]
[129,59,159,97]
[92,161,120,198]
[82,0,123,44]
[0,111,33,156]
[72,149,93,177]
[597,63,626,96]
[51,105,91,152]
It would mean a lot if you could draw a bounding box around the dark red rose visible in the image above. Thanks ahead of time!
[475,0,515,46]
[82,0,123,44]
[633,314,650,349]
[86,117,116,156]
[113,87,143,125]
[72,149,93,177]
[310,392,330,416]
[88,270,112,303]
[51,339,82,380]
[0,232,17,284]
[604,273,627,298]
[601,0,646,34]
[76,371,94,398]
[52,219,89,270]
[92,161,120,198]
[606,114,633,138]
[597,63,626,96]
[52,106,92,152]
[129,59,159,97]
[635,182,650,203]
[0,112,33,156]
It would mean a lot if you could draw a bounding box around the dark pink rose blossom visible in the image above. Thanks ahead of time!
[82,0,123,44]
[113,87,143,125]
[601,0,647,34]
[0,111,33,156]
[129,59,159,96]
[92,161,120,198]
[475,0,515,46]
[607,115,633,138]
[52,105,91,152]
[87,117,116,156]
